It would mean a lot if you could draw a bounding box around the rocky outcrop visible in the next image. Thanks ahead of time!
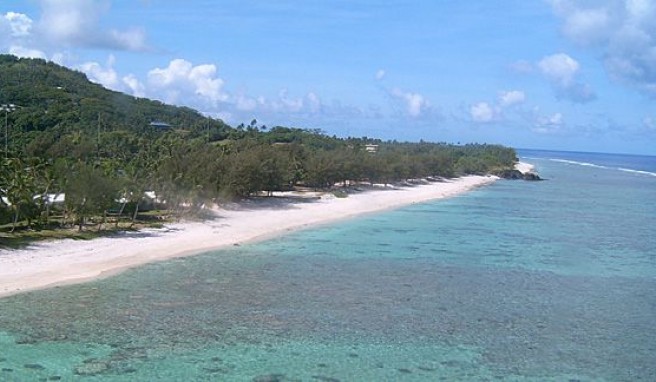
[493,169,543,181]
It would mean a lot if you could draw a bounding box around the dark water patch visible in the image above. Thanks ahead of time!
[203,367,228,374]
[253,373,293,382]
[2,368,14,372]
[24,363,46,370]
[311,375,340,382]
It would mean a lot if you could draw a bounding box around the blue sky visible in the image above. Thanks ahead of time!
[1,0,655,155]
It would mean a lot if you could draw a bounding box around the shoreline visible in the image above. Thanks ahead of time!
[0,167,533,299]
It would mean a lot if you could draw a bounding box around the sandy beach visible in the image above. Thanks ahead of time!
[0,166,531,298]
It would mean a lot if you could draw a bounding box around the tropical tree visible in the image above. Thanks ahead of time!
[64,162,118,231]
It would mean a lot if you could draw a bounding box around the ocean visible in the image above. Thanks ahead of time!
[0,150,654,381]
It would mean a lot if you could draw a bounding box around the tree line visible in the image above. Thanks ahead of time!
[0,55,517,232]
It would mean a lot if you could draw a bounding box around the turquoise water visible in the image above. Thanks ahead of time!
[0,150,655,381]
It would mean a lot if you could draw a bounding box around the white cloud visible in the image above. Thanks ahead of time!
[538,53,596,103]
[390,88,431,117]
[37,0,148,51]
[109,28,147,51]
[38,0,103,43]
[235,94,258,111]
[270,89,304,113]
[375,69,386,80]
[122,74,145,97]
[499,90,526,107]
[79,55,120,90]
[469,89,524,124]
[8,45,46,59]
[548,0,656,95]
[562,7,610,44]
[148,59,228,104]
[470,102,499,123]
[538,53,579,86]
[3,12,33,37]
[644,116,656,131]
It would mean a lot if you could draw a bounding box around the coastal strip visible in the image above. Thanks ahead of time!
[0,168,535,298]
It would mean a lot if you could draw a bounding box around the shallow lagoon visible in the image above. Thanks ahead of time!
[1,153,655,381]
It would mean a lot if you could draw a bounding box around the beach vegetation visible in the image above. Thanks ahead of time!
[0,54,517,238]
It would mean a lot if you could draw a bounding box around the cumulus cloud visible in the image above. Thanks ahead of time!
[468,89,525,124]
[3,12,33,37]
[36,0,148,51]
[389,88,431,117]
[538,53,580,86]
[79,55,120,90]
[122,74,146,97]
[1,12,37,58]
[538,53,596,103]
[375,69,386,80]
[470,102,500,123]
[147,59,228,105]
[548,0,656,95]
[499,90,526,107]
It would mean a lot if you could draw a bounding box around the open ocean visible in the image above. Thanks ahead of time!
[0,149,655,381]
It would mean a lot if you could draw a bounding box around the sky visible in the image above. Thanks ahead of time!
[1,1,655,155]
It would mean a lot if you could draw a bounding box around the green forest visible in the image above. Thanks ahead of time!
[0,55,517,237]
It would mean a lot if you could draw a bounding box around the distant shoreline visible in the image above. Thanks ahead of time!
[0,163,533,299]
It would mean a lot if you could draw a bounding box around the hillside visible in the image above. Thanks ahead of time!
[0,54,231,156]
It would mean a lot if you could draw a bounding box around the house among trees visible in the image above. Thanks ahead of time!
[365,144,379,153]
[149,121,171,129]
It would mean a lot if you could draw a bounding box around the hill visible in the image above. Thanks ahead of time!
[0,54,231,158]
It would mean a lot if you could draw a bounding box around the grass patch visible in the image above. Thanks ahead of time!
[0,211,175,250]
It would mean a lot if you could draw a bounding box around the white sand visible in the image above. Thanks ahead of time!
[515,161,535,174]
[0,175,498,298]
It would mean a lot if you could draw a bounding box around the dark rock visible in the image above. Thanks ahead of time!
[2,368,14,372]
[493,168,542,181]
[398,368,412,374]
[497,169,524,179]
[24,363,46,370]
[522,172,542,181]
[347,352,359,358]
